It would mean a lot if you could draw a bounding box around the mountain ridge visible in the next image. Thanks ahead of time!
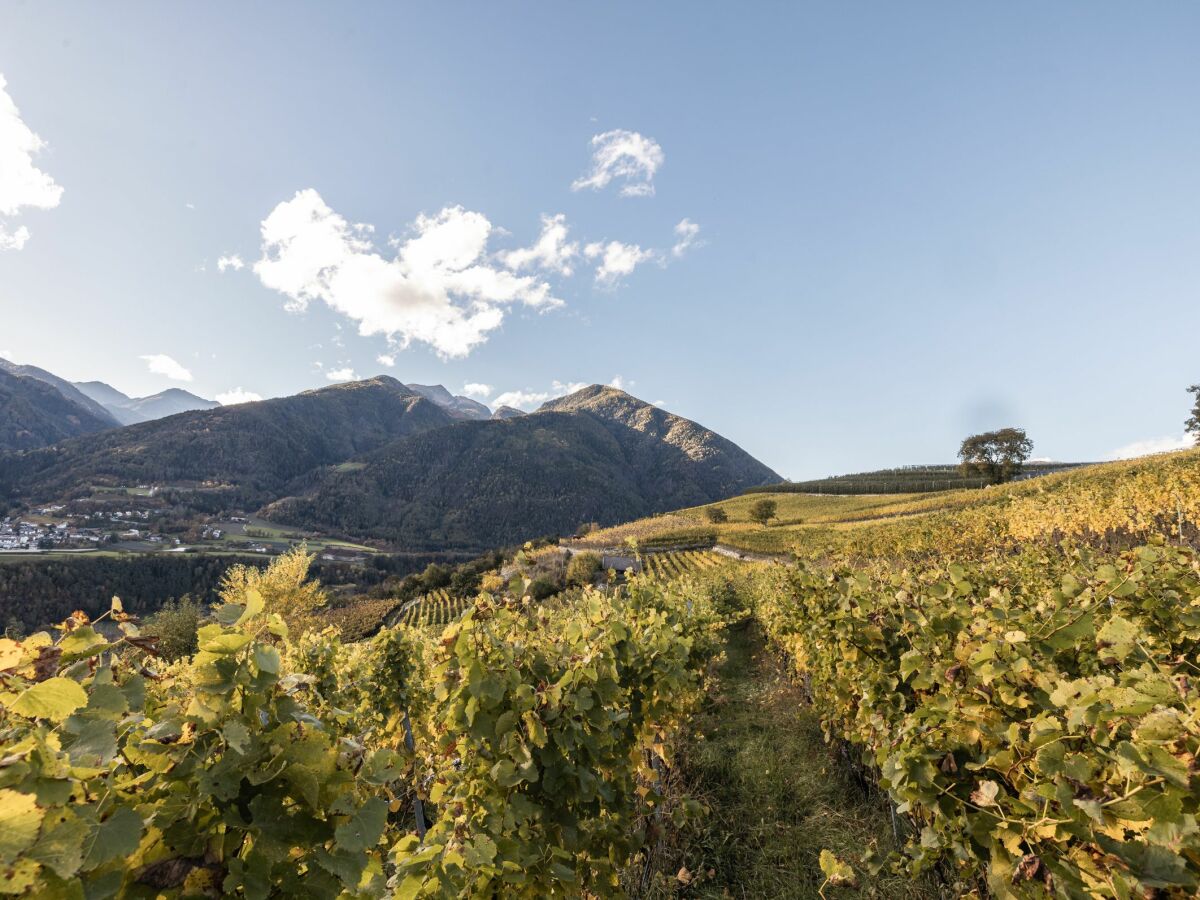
[74,381,219,424]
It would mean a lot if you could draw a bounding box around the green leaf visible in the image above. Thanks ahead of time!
[66,720,118,767]
[253,645,281,675]
[9,677,87,723]
[334,798,387,853]
[29,808,89,879]
[462,834,497,868]
[1097,615,1138,661]
[0,790,44,864]
[223,720,251,755]
[81,806,142,871]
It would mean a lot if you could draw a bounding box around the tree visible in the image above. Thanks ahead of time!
[219,547,328,635]
[1186,385,1200,442]
[704,507,728,524]
[748,498,777,527]
[958,428,1034,485]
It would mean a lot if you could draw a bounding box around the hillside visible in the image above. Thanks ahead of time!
[0,358,121,428]
[748,460,1091,495]
[0,376,453,508]
[266,386,782,548]
[0,368,117,451]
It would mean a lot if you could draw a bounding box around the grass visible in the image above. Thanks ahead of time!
[652,621,939,899]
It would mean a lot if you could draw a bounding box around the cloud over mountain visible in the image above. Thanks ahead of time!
[254,190,563,359]
[0,74,64,250]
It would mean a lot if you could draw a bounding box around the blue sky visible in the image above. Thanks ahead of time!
[1,3,1198,479]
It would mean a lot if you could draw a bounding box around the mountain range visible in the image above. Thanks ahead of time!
[73,381,220,425]
[0,357,523,452]
[0,368,780,550]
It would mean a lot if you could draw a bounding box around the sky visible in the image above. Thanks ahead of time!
[1,2,1198,480]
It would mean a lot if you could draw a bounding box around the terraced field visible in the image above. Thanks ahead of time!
[641,549,728,581]
[395,589,475,627]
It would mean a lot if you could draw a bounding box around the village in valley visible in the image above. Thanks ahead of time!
[0,483,374,561]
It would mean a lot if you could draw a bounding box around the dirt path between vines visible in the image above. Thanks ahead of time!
[655,620,940,899]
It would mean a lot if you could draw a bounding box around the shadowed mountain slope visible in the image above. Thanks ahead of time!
[0,376,452,507]
[265,385,781,549]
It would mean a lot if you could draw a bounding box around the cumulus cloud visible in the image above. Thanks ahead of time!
[671,218,701,257]
[500,213,579,276]
[376,353,396,367]
[585,240,658,286]
[1108,434,1196,460]
[493,379,588,411]
[254,190,562,359]
[571,129,663,198]
[608,375,630,390]
[462,382,492,400]
[216,387,262,405]
[0,74,64,250]
[217,254,244,272]
[140,354,193,382]
[325,367,359,382]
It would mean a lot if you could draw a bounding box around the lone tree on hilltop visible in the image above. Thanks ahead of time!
[1186,385,1200,443]
[958,428,1034,485]
[705,507,728,524]
[748,498,777,527]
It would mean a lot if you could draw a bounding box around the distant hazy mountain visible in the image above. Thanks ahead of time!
[0,359,121,428]
[0,376,453,508]
[265,385,782,549]
[491,405,525,420]
[74,381,219,424]
[404,383,492,420]
[0,368,117,452]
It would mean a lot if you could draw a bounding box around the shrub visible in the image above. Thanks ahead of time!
[528,576,558,601]
[566,552,603,586]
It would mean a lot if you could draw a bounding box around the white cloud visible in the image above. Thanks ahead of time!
[571,129,664,198]
[500,213,579,276]
[584,240,657,286]
[493,379,588,411]
[0,349,11,360]
[376,353,396,367]
[608,375,630,391]
[1108,434,1196,460]
[462,382,492,400]
[671,218,702,257]
[216,387,262,405]
[140,354,193,382]
[0,74,64,250]
[325,367,359,382]
[217,254,244,272]
[254,190,562,359]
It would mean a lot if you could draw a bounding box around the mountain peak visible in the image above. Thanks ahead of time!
[405,383,492,420]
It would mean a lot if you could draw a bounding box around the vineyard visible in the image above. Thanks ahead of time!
[0,446,1197,897]
[640,550,727,581]
[392,589,476,628]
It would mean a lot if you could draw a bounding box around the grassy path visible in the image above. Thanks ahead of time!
[658,620,938,899]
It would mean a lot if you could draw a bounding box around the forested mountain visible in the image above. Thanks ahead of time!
[0,358,121,428]
[74,381,219,424]
[0,376,452,508]
[265,386,781,549]
[0,378,778,549]
[0,368,117,452]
